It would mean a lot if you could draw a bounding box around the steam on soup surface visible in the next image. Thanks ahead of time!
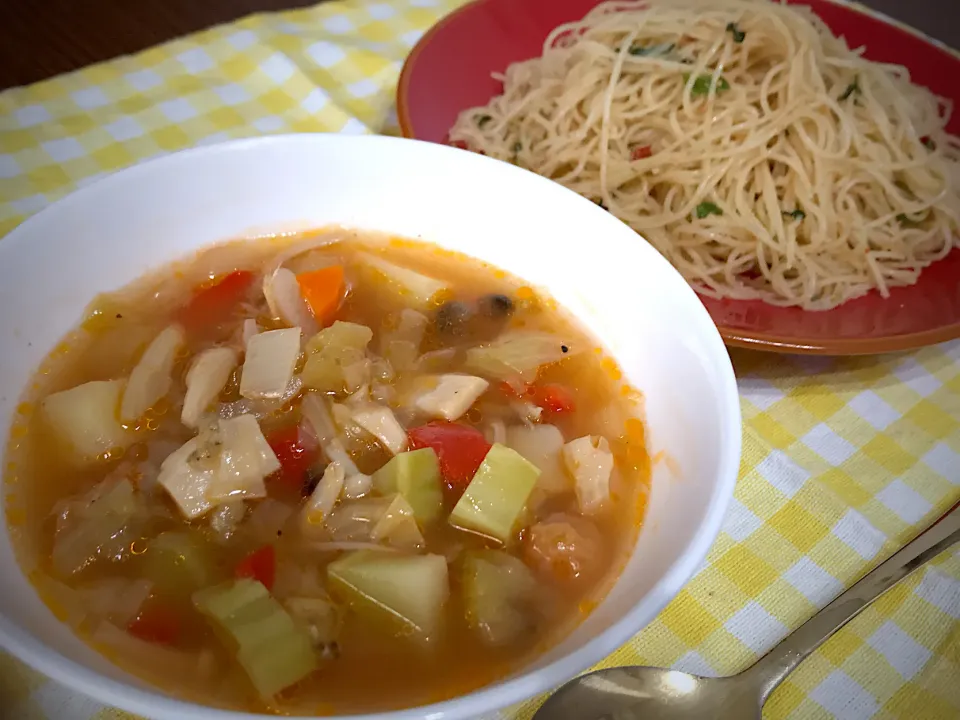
[5,229,649,714]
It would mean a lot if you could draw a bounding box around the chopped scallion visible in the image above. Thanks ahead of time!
[628,42,675,57]
[726,22,746,43]
[695,201,723,218]
[685,74,731,96]
[839,77,860,101]
[783,208,805,221]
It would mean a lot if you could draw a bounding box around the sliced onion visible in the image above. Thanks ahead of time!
[343,472,373,499]
[121,324,186,422]
[182,347,238,429]
[262,231,343,277]
[242,318,260,345]
[302,461,345,527]
[301,392,337,444]
[263,268,317,335]
[305,541,399,553]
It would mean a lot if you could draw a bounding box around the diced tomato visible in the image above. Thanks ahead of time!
[527,383,576,413]
[408,421,492,493]
[631,145,653,160]
[127,603,181,645]
[267,425,319,491]
[498,381,576,414]
[177,270,255,331]
[235,545,276,590]
[498,380,524,399]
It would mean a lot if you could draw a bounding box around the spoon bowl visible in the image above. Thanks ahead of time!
[536,668,762,720]
[534,502,960,720]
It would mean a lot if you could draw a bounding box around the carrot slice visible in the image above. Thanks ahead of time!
[296,266,345,325]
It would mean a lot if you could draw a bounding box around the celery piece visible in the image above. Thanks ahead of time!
[42,379,133,463]
[462,550,537,646]
[371,448,443,524]
[141,530,217,594]
[327,551,448,641]
[193,578,317,700]
[449,443,540,544]
[370,494,426,550]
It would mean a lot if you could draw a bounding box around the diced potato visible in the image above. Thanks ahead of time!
[412,374,489,421]
[370,494,425,550]
[462,550,537,646]
[327,551,449,642]
[359,253,448,309]
[562,435,614,515]
[240,328,302,400]
[372,448,443,524]
[121,324,186,422]
[349,405,408,455]
[449,444,539,544]
[182,347,238,429]
[42,379,133,462]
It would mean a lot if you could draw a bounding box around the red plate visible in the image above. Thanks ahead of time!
[397,0,960,354]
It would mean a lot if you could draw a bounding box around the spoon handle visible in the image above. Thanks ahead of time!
[741,502,960,702]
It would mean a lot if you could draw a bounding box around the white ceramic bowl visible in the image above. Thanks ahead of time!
[0,134,740,720]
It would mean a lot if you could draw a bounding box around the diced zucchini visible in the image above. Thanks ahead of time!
[359,253,448,309]
[42,379,133,463]
[370,494,425,550]
[412,374,490,422]
[327,551,448,642]
[372,448,443,524]
[141,530,217,595]
[449,443,539,544]
[193,579,317,700]
[302,321,373,394]
[462,550,537,646]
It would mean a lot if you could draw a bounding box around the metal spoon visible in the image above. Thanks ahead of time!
[534,503,960,720]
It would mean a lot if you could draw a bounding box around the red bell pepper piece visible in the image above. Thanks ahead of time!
[177,270,255,331]
[267,425,319,492]
[235,545,276,590]
[127,603,181,645]
[408,421,492,492]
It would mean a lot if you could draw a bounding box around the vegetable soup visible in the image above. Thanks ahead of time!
[4,229,649,715]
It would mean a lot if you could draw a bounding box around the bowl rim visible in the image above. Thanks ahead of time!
[0,133,742,720]
[395,0,960,356]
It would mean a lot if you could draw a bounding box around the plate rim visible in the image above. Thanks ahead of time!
[396,0,960,355]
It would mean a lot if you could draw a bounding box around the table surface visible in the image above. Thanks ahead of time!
[0,0,957,91]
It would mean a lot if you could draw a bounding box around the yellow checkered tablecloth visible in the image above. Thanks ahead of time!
[1,0,958,718]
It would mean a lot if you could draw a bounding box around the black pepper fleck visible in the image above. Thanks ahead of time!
[561,345,569,353]
[116,313,123,319]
